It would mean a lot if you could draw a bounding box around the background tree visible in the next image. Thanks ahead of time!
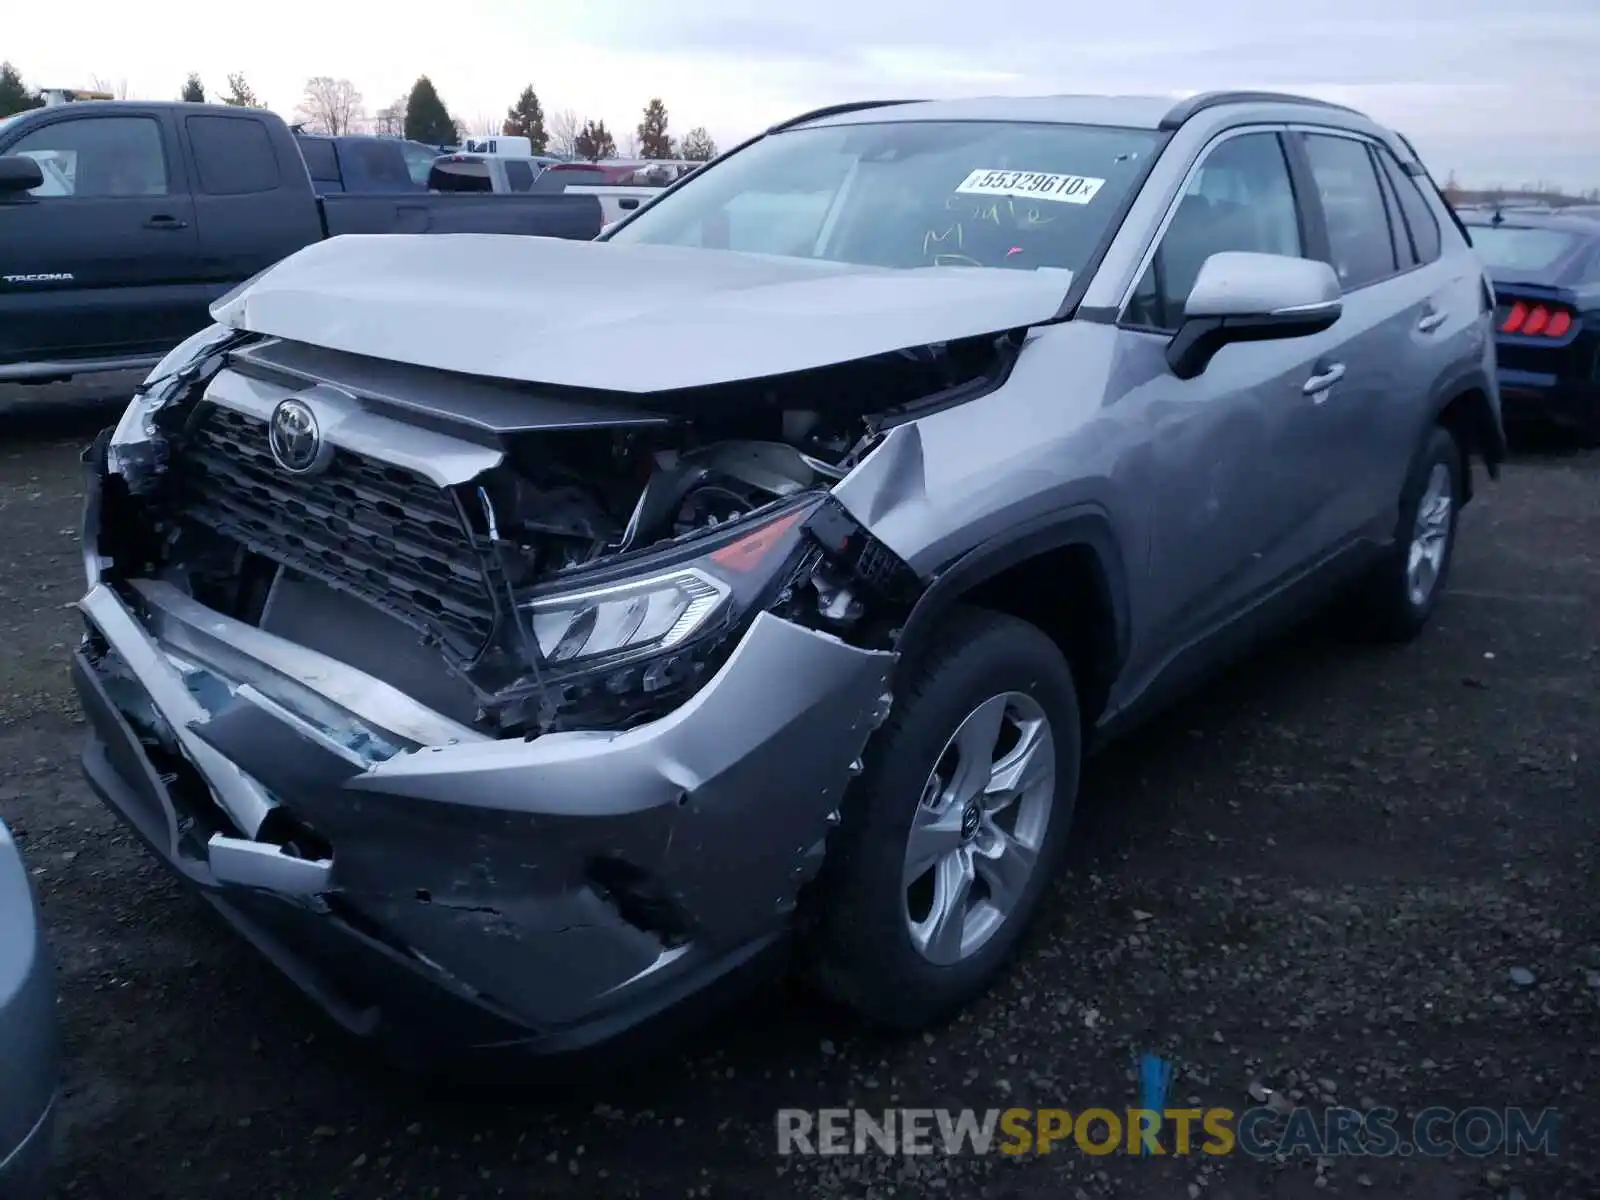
[371,99,405,137]
[502,85,548,151]
[637,97,672,159]
[573,119,617,162]
[221,73,262,108]
[296,76,364,135]
[622,130,639,158]
[0,62,43,117]
[679,126,717,162]
[89,75,130,100]
[404,76,455,145]
[549,108,581,158]
[180,73,205,103]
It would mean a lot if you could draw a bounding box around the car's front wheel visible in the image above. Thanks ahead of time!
[802,606,1081,1029]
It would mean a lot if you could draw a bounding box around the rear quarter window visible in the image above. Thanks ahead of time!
[298,138,340,184]
[187,115,280,195]
[1374,148,1441,264]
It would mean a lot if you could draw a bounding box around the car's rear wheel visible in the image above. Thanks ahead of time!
[1350,424,1463,641]
[801,606,1081,1029]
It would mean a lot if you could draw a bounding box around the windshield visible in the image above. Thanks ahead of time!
[607,119,1160,272]
[1467,224,1583,272]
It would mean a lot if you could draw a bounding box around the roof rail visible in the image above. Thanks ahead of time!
[1158,90,1362,131]
[767,98,925,134]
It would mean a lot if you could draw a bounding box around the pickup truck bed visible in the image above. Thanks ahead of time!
[0,102,602,384]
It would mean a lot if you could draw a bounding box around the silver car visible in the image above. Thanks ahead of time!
[72,91,1504,1052]
[0,819,59,1195]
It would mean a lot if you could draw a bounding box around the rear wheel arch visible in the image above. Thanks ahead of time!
[1425,368,1506,500]
[896,508,1130,731]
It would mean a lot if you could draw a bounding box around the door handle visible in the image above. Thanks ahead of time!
[1303,362,1346,397]
[1416,309,1447,333]
[143,215,188,230]
[618,197,641,210]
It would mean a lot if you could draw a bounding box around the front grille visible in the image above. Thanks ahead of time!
[177,405,497,655]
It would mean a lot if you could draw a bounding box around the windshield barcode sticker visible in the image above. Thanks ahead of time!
[954,170,1106,205]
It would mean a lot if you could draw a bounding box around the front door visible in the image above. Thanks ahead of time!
[0,108,202,365]
[1116,127,1332,691]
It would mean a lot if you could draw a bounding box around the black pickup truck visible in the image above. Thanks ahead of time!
[0,102,603,384]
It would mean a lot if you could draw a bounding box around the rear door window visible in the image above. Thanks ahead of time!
[186,115,280,195]
[504,160,535,192]
[1302,133,1398,289]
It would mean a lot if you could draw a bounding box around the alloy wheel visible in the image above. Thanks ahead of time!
[902,691,1057,965]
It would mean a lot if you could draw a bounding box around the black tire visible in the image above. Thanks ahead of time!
[1349,424,1464,642]
[799,605,1081,1029]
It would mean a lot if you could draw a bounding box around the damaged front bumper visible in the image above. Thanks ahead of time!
[74,565,893,1054]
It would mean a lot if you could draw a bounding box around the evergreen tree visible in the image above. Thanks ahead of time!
[573,119,617,161]
[221,73,262,107]
[502,85,548,151]
[0,62,42,117]
[404,76,455,145]
[679,127,717,162]
[181,73,205,103]
[637,98,671,159]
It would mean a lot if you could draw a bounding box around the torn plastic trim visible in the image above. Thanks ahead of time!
[107,323,249,492]
[78,584,277,839]
[208,834,332,896]
[123,579,485,751]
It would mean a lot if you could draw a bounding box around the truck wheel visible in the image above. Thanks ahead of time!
[801,606,1081,1029]
[1350,424,1463,642]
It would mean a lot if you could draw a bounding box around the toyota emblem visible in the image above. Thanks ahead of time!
[268,398,328,475]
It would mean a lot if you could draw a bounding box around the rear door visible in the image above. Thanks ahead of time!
[183,111,324,290]
[1282,129,1418,549]
[0,107,203,365]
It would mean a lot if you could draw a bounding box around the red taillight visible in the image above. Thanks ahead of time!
[1499,300,1576,338]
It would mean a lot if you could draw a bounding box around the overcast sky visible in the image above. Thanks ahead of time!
[8,0,1599,190]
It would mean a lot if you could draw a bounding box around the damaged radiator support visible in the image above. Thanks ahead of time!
[99,339,938,741]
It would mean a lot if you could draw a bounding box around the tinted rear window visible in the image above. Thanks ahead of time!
[298,138,340,182]
[546,166,607,187]
[428,158,492,192]
[1467,225,1583,271]
[187,115,280,195]
[345,139,414,189]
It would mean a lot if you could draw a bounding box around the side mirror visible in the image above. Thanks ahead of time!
[0,155,44,198]
[1166,251,1343,380]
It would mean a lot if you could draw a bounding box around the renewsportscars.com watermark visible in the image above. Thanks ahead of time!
[776,1107,1562,1159]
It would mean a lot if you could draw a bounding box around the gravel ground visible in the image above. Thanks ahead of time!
[1,380,1596,1200]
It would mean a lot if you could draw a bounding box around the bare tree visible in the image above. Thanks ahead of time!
[371,99,405,137]
[90,75,130,100]
[295,76,365,135]
[549,107,581,158]
[471,112,501,137]
[622,130,639,158]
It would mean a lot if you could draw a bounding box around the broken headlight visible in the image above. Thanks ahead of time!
[516,495,822,711]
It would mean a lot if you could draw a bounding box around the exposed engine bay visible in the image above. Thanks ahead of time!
[94,329,1012,739]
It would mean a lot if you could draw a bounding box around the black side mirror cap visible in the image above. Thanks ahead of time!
[0,155,44,196]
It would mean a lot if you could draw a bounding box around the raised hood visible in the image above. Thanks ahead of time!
[210,234,1071,394]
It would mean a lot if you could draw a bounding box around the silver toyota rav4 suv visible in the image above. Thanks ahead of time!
[74,91,1505,1055]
